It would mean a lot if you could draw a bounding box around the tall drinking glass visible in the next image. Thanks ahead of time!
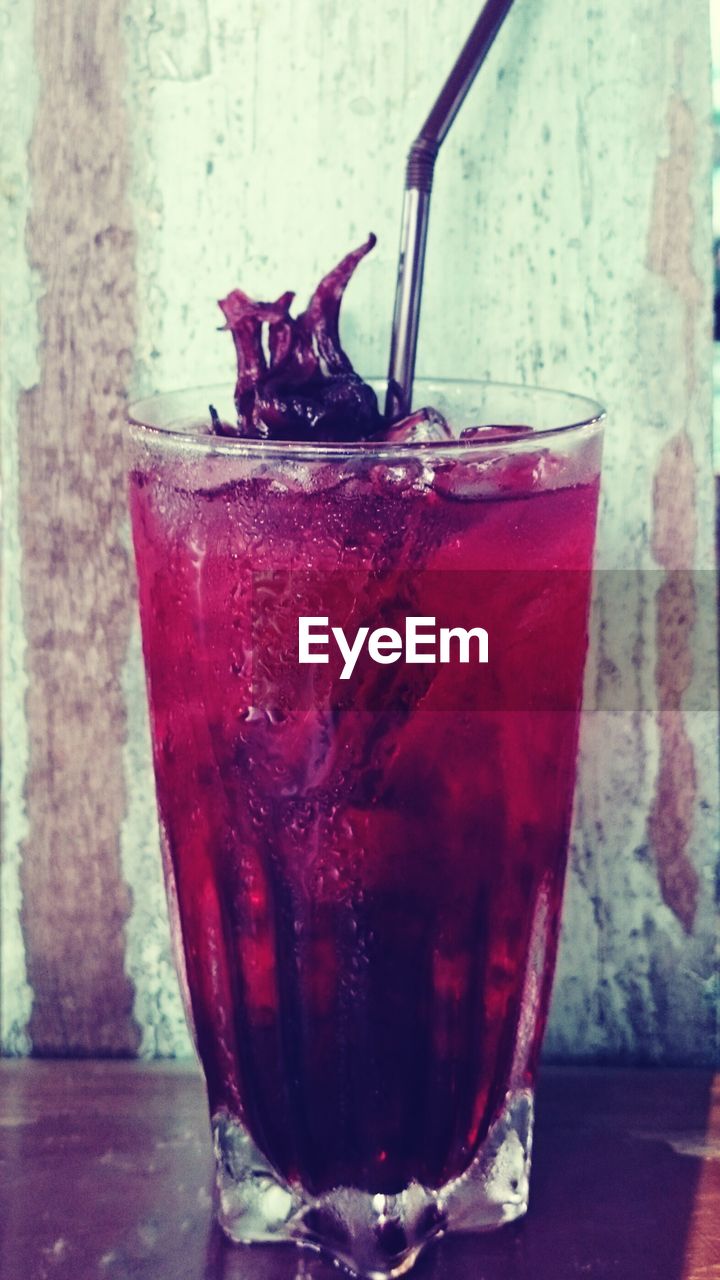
[128,380,604,1279]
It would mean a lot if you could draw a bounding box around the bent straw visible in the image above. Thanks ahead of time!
[386,0,516,420]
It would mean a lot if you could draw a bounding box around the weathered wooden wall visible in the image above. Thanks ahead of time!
[1,0,717,1061]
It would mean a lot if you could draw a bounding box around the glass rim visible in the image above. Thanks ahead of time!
[127,377,606,461]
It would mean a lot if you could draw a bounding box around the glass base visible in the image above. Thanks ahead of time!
[213,1087,533,1279]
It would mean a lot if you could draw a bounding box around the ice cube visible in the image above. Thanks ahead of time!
[433,451,551,500]
[383,407,453,445]
[368,460,427,494]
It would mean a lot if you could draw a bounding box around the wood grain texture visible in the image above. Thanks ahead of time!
[15,0,140,1054]
[1,0,718,1060]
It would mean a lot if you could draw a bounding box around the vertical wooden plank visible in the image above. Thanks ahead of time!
[1,0,39,1056]
[646,92,704,934]
[15,0,140,1054]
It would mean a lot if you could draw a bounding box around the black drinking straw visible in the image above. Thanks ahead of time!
[386,0,516,420]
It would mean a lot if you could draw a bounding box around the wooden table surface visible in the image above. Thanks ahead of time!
[0,1062,718,1280]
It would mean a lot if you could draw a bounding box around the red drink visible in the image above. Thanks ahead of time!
[129,379,602,1275]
